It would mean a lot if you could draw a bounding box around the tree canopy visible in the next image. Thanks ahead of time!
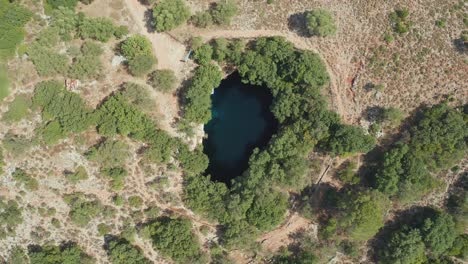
[152,0,191,32]
[305,9,337,37]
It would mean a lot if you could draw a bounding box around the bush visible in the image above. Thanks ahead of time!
[106,237,150,264]
[86,139,129,168]
[12,168,38,191]
[46,0,78,9]
[119,82,154,111]
[212,38,229,62]
[183,64,222,123]
[337,161,359,185]
[66,166,88,183]
[2,94,31,122]
[306,9,337,37]
[338,191,389,241]
[63,193,103,226]
[128,54,156,76]
[192,11,213,28]
[211,0,238,26]
[28,242,94,264]
[33,80,94,135]
[0,66,9,101]
[390,8,411,34]
[324,124,375,156]
[113,25,129,39]
[193,44,213,65]
[128,195,143,208]
[144,217,201,262]
[0,198,23,238]
[78,16,117,42]
[101,167,127,191]
[0,1,32,59]
[8,246,28,264]
[152,0,191,32]
[27,43,69,76]
[148,69,177,92]
[120,34,153,60]
[68,54,102,80]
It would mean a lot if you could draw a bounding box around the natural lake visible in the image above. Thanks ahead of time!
[203,72,278,184]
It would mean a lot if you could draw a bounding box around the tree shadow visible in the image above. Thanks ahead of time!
[287,12,311,37]
[453,38,467,54]
[143,8,155,33]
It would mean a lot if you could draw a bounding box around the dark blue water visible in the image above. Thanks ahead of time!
[203,72,278,184]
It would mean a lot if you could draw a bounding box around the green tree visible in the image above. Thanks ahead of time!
[193,44,213,65]
[337,161,360,185]
[148,69,177,92]
[324,124,375,156]
[144,217,201,262]
[212,38,229,62]
[27,43,69,76]
[78,17,117,42]
[120,35,153,60]
[338,191,389,241]
[246,188,288,231]
[2,94,31,122]
[86,139,129,168]
[63,193,103,226]
[106,238,150,264]
[183,64,222,123]
[211,0,238,26]
[390,8,411,34]
[191,11,213,28]
[12,168,38,191]
[66,166,88,183]
[152,0,191,32]
[46,0,78,9]
[378,228,427,264]
[8,246,28,264]
[28,242,95,264]
[305,9,337,37]
[101,167,127,191]
[128,54,156,77]
[422,212,457,256]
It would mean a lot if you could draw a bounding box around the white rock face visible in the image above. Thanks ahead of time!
[111,55,126,67]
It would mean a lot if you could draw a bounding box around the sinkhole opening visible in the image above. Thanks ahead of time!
[202,72,278,185]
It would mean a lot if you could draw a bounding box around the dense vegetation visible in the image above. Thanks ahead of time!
[28,242,94,264]
[106,237,150,264]
[374,103,467,203]
[0,198,23,239]
[0,0,32,61]
[142,217,202,262]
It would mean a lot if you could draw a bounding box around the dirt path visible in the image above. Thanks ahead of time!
[123,0,188,76]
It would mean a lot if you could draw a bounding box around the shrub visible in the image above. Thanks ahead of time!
[183,64,222,123]
[12,168,39,191]
[2,94,31,122]
[338,191,389,241]
[8,246,28,264]
[86,139,129,168]
[40,120,65,145]
[119,82,154,111]
[106,238,150,264]
[68,54,102,80]
[101,167,127,191]
[28,242,94,264]
[128,54,156,76]
[212,38,229,62]
[337,161,359,185]
[306,9,337,37]
[210,0,238,26]
[46,0,78,9]
[0,198,23,238]
[66,166,88,183]
[2,133,30,157]
[27,43,69,76]
[81,41,103,56]
[324,124,375,156]
[128,195,143,208]
[78,16,117,42]
[0,66,9,101]
[33,80,94,134]
[114,25,129,39]
[144,217,201,262]
[148,69,177,92]
[63,193,103,226]
[0,1,32,60]
[152,0,191,32]
[193,44,213,65]
[120,35,153,60]
[390,8,411,34]
[191,11,213,28]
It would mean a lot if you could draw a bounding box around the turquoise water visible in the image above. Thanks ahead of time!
[203,72,278,184]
